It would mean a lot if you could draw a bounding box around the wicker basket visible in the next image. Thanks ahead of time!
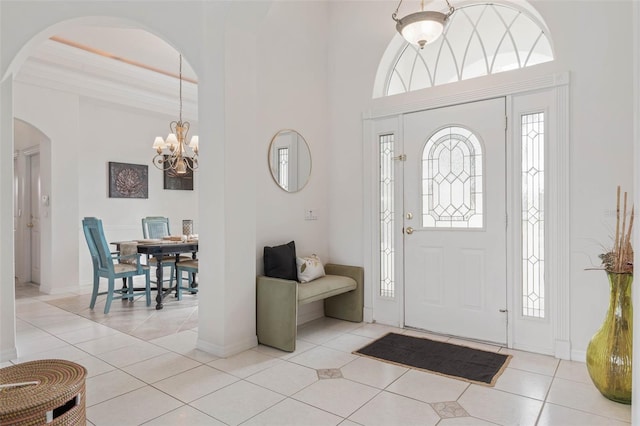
[0,359,87,425]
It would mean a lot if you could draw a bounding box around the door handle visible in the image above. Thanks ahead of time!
[26,223,34,228]
[405,226,414,234]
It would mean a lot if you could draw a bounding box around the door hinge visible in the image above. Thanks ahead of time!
[505,116,508,131]
[393,154,407,161]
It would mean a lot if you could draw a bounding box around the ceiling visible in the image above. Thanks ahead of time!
[16,24,199,121]
[47,25,197,82]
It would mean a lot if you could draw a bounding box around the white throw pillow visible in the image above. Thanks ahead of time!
[296,254,326,283]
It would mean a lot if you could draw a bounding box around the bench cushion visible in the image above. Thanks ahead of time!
[298,275,356,305]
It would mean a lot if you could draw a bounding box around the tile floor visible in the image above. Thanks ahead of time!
[5,282,632,425]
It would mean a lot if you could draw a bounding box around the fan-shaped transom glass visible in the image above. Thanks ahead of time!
[422,126,483,228]
[386,3,553,96]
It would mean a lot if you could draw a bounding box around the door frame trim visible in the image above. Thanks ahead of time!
[363,71,570,359]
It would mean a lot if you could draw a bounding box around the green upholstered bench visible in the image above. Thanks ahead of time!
[256,263,364,352]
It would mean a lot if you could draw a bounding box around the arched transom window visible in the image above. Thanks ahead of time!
[385,3,553,96]
[422,126,483,228]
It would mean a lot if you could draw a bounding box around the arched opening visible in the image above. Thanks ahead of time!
[3,15,203,359]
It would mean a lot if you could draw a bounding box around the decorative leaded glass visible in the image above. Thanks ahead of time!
[386,3,553,96]
[380,134,395,298]
[521,113,545,318]
[422,127,483,228]
[277,147,289,191]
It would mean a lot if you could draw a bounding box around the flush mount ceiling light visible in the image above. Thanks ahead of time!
[392,0,455,49]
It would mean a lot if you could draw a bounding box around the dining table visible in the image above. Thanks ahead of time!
[113,239,198,310]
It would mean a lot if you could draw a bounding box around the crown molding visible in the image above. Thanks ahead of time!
[15,39,197,120]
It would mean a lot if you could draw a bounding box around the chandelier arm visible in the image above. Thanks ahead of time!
[445,0,455,16]
[392,0,403,22]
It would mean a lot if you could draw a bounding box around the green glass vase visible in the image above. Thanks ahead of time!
[585,271,633,404]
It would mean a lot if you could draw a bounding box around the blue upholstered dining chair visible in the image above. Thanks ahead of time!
[81,217,151,314]
[176,259,198,300]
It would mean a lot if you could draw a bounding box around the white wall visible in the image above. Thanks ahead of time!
[255,1,330,265]
[325,0,635,357]
[254,1,330,323]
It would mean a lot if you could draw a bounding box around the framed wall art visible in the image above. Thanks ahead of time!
[108,162,149,198]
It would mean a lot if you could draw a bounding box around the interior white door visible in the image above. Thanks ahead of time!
[28,153,41,284]
[403,98,507,344]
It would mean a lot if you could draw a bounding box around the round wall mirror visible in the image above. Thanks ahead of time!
[268,129,312,192]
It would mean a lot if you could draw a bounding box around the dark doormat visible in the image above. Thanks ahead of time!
[353,332,511,386]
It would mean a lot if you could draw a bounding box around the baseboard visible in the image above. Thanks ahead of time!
[554,339,571,360]
[363,306,374,323]
[196,334,258,358]
[0,347,17,362]
[571,349,587,363]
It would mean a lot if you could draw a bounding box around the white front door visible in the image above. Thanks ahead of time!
[403,98,507,344]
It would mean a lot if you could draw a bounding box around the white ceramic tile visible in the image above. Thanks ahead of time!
[499,348,559,376]
[253,340,317,360]
[149,330,220,362]
[143,405,226,425]
[298,323,350,345]
[349,390,440,426]
[338,421,361,426]
[538,402,631,426]
[293,377,380,418]
[349,323,401,339]
[85,369,146,407]
[75,332,142,355]
[86,385,182,426]
[555,359,592,384]
[12,344,88,363]
[289,346,357,370]
[96,341,168,367]
[246,360,318,396]
[386,369,468,403]
[546,377,631,422]
[190,380,284,425]
[458,384,543,426]
[243,397,342,426]
[323,333,374,353]
[437,417,499,425]
[74,355,116,378]
[15,334,69,356]
[493,367,553,400]
[448,338,502,353]
[341,356,408,389]
[36,316,96,335]
[55,323,120,344]
[122,352,201,384]
[153,364,238,402]
[208,349,282,378]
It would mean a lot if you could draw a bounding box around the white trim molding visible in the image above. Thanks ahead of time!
[15,40,197,120]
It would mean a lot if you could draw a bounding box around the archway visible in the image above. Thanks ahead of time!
[0,12,209,362]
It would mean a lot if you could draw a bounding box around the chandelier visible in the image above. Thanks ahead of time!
[392,0,455,49]
[152,54,198,175]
